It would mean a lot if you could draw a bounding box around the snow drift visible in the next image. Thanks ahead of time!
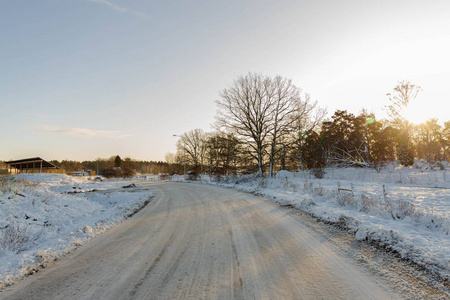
[0,174,154,290]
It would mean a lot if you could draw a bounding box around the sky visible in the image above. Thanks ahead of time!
[1,0,449,162]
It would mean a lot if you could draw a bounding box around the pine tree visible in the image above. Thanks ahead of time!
[114,155,122,168]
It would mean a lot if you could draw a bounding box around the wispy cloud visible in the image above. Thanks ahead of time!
[87,0,147,18]
[43,126,132,139]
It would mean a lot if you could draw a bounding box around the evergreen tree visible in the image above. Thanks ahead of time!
[114,155,122,168]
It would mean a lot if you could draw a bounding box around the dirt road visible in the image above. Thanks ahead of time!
[0,183,399,299]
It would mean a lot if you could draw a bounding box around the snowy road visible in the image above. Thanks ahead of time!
[0,183,398,299]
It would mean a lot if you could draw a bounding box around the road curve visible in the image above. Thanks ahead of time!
[0,183,399,299]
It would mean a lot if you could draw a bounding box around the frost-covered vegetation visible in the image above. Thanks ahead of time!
[0,174,153,290]
[197,165,450,280]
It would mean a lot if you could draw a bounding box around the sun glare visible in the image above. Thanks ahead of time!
[402,99,437,125]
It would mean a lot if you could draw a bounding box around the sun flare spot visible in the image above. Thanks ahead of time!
[402,100,438,124]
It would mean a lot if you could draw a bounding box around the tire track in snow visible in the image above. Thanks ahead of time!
[228,226,244,300]
[128,229,176,297]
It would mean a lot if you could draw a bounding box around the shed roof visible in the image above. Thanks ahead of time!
[5,157,59,169]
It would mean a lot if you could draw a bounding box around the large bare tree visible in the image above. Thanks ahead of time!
[216,73,319,176]
[215,73,273,174]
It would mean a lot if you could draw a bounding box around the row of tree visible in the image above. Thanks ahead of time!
[173,74,449,176]
[319,110,449,170]
[174,74,326,177]
[48,155,184,178]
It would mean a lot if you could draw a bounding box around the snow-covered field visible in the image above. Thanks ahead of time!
[198,165,450,281]
[0,174,154,290]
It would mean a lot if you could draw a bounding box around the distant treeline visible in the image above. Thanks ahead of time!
[48,156,184,177]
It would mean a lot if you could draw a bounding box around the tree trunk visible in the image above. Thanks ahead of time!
[257,147,264,175]
[269,143,276,177]
[299,145,305,171]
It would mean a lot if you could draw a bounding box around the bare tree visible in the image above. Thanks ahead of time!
[290,93,326,171]
[216,73,325,176]
[176,129,208,173]
[205,132,241,175]
[164,152,176,164]
[385,80,421,123]
[385,80,421,165]
[215,73,274,174]
[266,76,303,177]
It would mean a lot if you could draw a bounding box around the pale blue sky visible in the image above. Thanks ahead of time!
[1,0,449,161]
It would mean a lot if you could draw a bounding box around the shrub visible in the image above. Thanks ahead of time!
[234,174,256,184]
[360,193,380,213]
[310,168,326,179]
[412,211,448,233]
[337,188,357,207]
[385,198,415,220]
[313,185,324,197]
[213,174,223,182]
[0,175,14,193]
[0,223,29,253]
[257,176,267,188]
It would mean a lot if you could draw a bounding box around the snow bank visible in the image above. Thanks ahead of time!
[275,170,294,179]
[170,175,186,182]
[0,174,154,289]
